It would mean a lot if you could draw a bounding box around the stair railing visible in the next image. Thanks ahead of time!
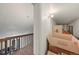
[0,33,33,55]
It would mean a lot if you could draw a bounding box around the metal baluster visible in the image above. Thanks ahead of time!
[11,39,14,54]
[3,41,5,54]
[0,41,1,55]
[1,41,5,55]
[28,35,30,44]
[21,37,23,48]
[22,37,24,48]
[19,37,20,49]
[30,35,32,45]
[25,36,26,47]
[21,37,24,48]
[25,36,27,46]
[5,40,7,54]
[31,35,32,44]
[30,35,31,44]
[28,36,29,45]
[17,37,20,50]
[24,36,26,47]
[32,35,33,45]
[28,36,30,45]
[15,38,17,50]
[30,35,33,45]
[24,37,26,47]
[2,41,4,55]
[12,39,15,52]
[18,37,21,49]
[9,39,12,54]
[26,36,28,46]
[20,37,22,49]
[1,41,3,55]
[28,36,29,44]
[7,40,9,54]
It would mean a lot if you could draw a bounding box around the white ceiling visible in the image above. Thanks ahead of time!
[1,3,79,37]
[50,3,79,24]
[0,3,33,37]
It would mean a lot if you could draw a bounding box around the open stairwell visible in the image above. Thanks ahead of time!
[0,33,33,55]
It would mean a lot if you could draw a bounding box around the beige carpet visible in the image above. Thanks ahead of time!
[47,51,57,55]
[13,44,33,55]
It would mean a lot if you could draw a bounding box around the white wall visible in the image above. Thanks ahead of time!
[40,4,56,54]
[33,4,42,55]
[69,19,79,37]
[0,3,33,38]
[34,3,56,55]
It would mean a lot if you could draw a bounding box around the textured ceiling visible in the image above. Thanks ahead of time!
[0,3,33,37]
[50,3,79,24]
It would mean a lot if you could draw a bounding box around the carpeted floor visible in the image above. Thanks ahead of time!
[13,44,33,55]
[47,51,57,55]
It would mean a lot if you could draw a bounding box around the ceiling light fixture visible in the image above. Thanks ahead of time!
[50,14,54,18]
[48,14,54,19]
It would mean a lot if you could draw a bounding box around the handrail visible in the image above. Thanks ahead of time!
[0,33,33,41]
